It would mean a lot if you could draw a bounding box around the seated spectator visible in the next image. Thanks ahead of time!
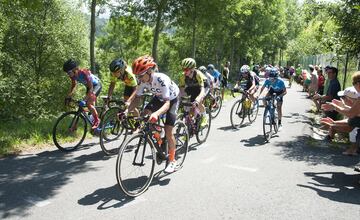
[313,67,341,120]
[322,80,360,155]
[317,67,325,95]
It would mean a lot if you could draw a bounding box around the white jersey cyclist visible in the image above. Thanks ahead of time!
[136,72,179,101]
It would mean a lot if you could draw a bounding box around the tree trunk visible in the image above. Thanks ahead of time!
[191,0,197,58]
[152,4,163,62]
[90,0,96,74]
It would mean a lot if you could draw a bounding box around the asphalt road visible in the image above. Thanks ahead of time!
[1,81,359,220]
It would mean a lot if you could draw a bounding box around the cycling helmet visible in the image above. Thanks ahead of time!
[269,67,279,78]
[198,66,207,73]
[207,64,215,70]
[109,59,126,72]
[132,55,156,75]
[240,65,250,73]
[181,58,196,69]
[63,59,78,72]
[265,66,271,73]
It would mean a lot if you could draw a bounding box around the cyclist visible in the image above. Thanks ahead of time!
[221,61,230,99]
[127,55,180,173]
[259,67,287,130]
[234,65,260,108]
[108,58,138,102]
[63,59,102,129]
[288,66,295,88]
[179,58,209,127]
[199,65,214,96]
[207,64,221,89]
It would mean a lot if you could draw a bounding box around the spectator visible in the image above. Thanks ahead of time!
[313,67,341,119]
[308,65,318,97]
[317,67,325,95]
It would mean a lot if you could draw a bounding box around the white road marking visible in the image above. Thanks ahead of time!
[224,164,258,172]
[201,156,217,164]
[24,195,51,207]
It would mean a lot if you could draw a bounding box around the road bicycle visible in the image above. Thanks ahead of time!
[178,97,211,144]
[52,97,109,152]
[99,92,154,156]
[230,88,259,129]
[260,94,279,142]
[115,115,189,197]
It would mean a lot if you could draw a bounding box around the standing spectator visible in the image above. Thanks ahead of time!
[308,65,318,97]
[313,67,341,119]
[295,64,302,83]
[221,61,230,100]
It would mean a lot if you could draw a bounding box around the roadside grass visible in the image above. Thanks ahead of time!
[0,118,57,156]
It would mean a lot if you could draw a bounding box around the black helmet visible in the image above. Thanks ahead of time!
[63,59,78,72]
[109,59,126,72]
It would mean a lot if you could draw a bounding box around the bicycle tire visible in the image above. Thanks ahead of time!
[196,108,211,144]
[173,121,189,167]
[99,107,127,156]
[116,133,155,197]
[52,111,87,152]
[262,109,273,142]
[210,95,222,119]
[248,100,259,123]
[230,99,245,128]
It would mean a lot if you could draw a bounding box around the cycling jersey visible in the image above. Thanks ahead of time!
[210,69,221,83]
[263,78,286,93]
[238,71,259,90]
[179,69,208,88]
[110,66,137,87]
[70,68,99,87]
[136,72,179,101]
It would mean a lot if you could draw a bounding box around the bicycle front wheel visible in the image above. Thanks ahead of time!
[248,100,259,123]
[262,109,273,142]
[52,111,87,152]
[99,107,127,156]
[196,108,211,144]
[230,99,245,128]
[174,121,189,167]
[116,133,155,197]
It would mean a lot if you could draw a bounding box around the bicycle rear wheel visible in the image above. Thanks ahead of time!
[196,108,211,144]
[52,111,87,151]
[248,100,259,123]
[230,99,245,128]
[210,95,222,119]
[173,121,189,167]
[99,107,127,156]
[263,109,273,142]
[116,133,155,197]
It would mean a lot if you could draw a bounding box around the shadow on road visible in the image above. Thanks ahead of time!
[0,147,110,219]
[240,135,267,147]
[298,171,360,205]
[78,170,170,209]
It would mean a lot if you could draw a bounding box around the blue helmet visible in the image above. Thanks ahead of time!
[269,67,279,78]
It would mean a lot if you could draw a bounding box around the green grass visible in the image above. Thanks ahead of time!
[0,118,57,156]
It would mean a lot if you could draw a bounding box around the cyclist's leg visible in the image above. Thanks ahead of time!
[164,97,179,172]
[87,84,102,128]
[276,98,283,125]
[124,86,139,116]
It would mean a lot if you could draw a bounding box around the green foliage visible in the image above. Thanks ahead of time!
[0,0,89,120]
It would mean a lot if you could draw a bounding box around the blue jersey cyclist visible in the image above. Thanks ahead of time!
[207,64,221,88]
[63,59,102,129]
[259,67,287,130]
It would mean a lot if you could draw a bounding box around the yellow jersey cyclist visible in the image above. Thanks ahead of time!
[127,55,180,173]
[234,65,260,108]
[258,67,287,130]
[63,59,102,129]
[179,58,209,127]
[108,59,138,102]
